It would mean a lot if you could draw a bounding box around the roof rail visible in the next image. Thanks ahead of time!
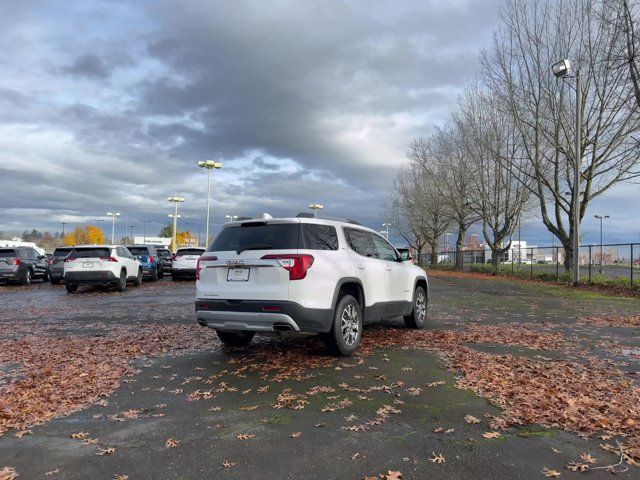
[295,212,362,226]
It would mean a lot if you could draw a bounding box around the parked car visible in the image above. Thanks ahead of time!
[172,247,206,280]
[48,246,74,284]
[195,215,428,356]
[156,248,173,274]
[128,245,163,281]
[63,245,141,293]
[0,247,49,285]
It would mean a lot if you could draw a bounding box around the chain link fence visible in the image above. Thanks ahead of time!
[419,242,640,287]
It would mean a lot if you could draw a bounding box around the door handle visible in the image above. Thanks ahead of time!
[385,267,392,271]
[356,264,365,270]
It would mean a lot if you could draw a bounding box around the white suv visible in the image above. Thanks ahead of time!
[195,215,428,355]
[63,245,142,293]
[171,247,206,280]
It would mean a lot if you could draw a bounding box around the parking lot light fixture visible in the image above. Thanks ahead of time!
[106,212,121,245]
[168,196,185,252]
[198,160,222,249]
[225,214,238,222]
[309,203,324,217]
[382,223,391,240]
[552,58,582,286]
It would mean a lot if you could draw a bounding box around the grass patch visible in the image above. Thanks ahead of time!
[517,428,558,438]
[265,413,292,425]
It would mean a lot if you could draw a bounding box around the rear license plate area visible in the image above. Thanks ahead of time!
[227,267,249,281]
[83,262,94,268]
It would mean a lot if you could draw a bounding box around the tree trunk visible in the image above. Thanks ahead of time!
[563,243,573,273]
[454,226,467,270]
[429,241,439,266]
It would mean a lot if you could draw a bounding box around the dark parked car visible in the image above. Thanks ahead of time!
[0,247,49,285]
[156,247,173,274]
[128,245,163,281]
[48,246,74,284]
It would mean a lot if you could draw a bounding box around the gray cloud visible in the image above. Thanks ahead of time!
[0,0,517,240]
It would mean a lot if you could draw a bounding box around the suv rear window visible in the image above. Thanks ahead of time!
[0,249,17,258]
[209,223,300,252]
[53,248,73,257]
[157,249,171,257]
[176,248,205,256]
[69,248,111,259]
[128,247,150,256]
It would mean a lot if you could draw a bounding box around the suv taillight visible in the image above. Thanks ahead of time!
[149,256,155,263]
[196,255,217,280]
[261,254,314,280]
[12,258,20,266]
[171,254,177,261]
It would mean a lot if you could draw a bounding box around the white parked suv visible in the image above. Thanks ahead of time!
[171,247,206,280]
[63,245,142,293]
[195,215,428,355]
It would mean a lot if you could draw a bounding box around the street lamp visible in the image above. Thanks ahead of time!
[129,225,135,244]
[106,212,120,244]
[140,220,151,244]
[309,203,324,217]
[225,214,238,222]
[382,223,391,240]
[168,196,185,252]
[552,58,583,286]
[594,215,610,274]
[197,160,222,249]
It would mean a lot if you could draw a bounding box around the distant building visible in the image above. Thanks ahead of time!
[133,236,171,247]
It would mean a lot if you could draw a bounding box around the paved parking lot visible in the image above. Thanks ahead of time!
[1,274,640,479]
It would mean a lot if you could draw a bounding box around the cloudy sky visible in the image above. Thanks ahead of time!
[0,0,637,247]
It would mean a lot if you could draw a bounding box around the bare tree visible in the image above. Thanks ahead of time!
[388,161,450,266]
[408,126,478,269]
[457,86,532,270]
[481,0,640,271]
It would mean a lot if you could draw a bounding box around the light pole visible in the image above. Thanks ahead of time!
[225,214,238,223]
[168,196,185,252]
[382,223,391,241]
[552,58,583,286]
[309,203,323,217]
[61,222,67,238]
[106,212,120,244]
[140,220,150,244]
[129,225,134,244]
[594,214,609,273]
[198,160,222,249]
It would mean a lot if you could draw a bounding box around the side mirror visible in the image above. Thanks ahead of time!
[399,251,412,262]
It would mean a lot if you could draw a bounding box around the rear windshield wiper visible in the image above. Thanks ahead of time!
[236,244,272,255]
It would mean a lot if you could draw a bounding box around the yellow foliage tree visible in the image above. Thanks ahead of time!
[63,225,106,246]
[170,230,191,251]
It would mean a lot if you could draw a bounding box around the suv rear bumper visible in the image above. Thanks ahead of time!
[65,271,118,284]
[195,299,333,333]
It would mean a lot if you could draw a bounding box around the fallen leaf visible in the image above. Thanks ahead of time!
[482,431,501,439]
[222,460,236,468]
[464,415,481,424]
[13,430,31,438]
[96,447,115,456]
[566,462,589,472]
[165,438,180,448]
[579,453,596,464]
[429,453,445,464]
[237,433,255,441]
[542,467,561,477]
[290,432,302,438]
[45,469,60,476]
[0,467,18,480]
[351,452,360,460]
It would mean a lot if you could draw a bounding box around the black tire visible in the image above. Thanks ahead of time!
[171,273,179,281]
[216,330,255,347]
[50,277,61,285]
[150,267,158,282]
[65,283,78,293]
[134,268,142,286]
[404,286,427,329]
[21,268,32,285]
[115,270,127,292]
[41,271,49,282]
[321,294,362,356]
[158,267,164,279]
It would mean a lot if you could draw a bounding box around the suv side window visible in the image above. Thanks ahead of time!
[116,247,124,257]
[344,228,377,258]
[301,224,338,250]
[370,234,399,262]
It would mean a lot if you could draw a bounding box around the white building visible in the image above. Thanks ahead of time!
[133,236,171,247]
[0,238,46,255]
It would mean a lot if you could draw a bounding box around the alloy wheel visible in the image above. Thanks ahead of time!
[340,303,360,346]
